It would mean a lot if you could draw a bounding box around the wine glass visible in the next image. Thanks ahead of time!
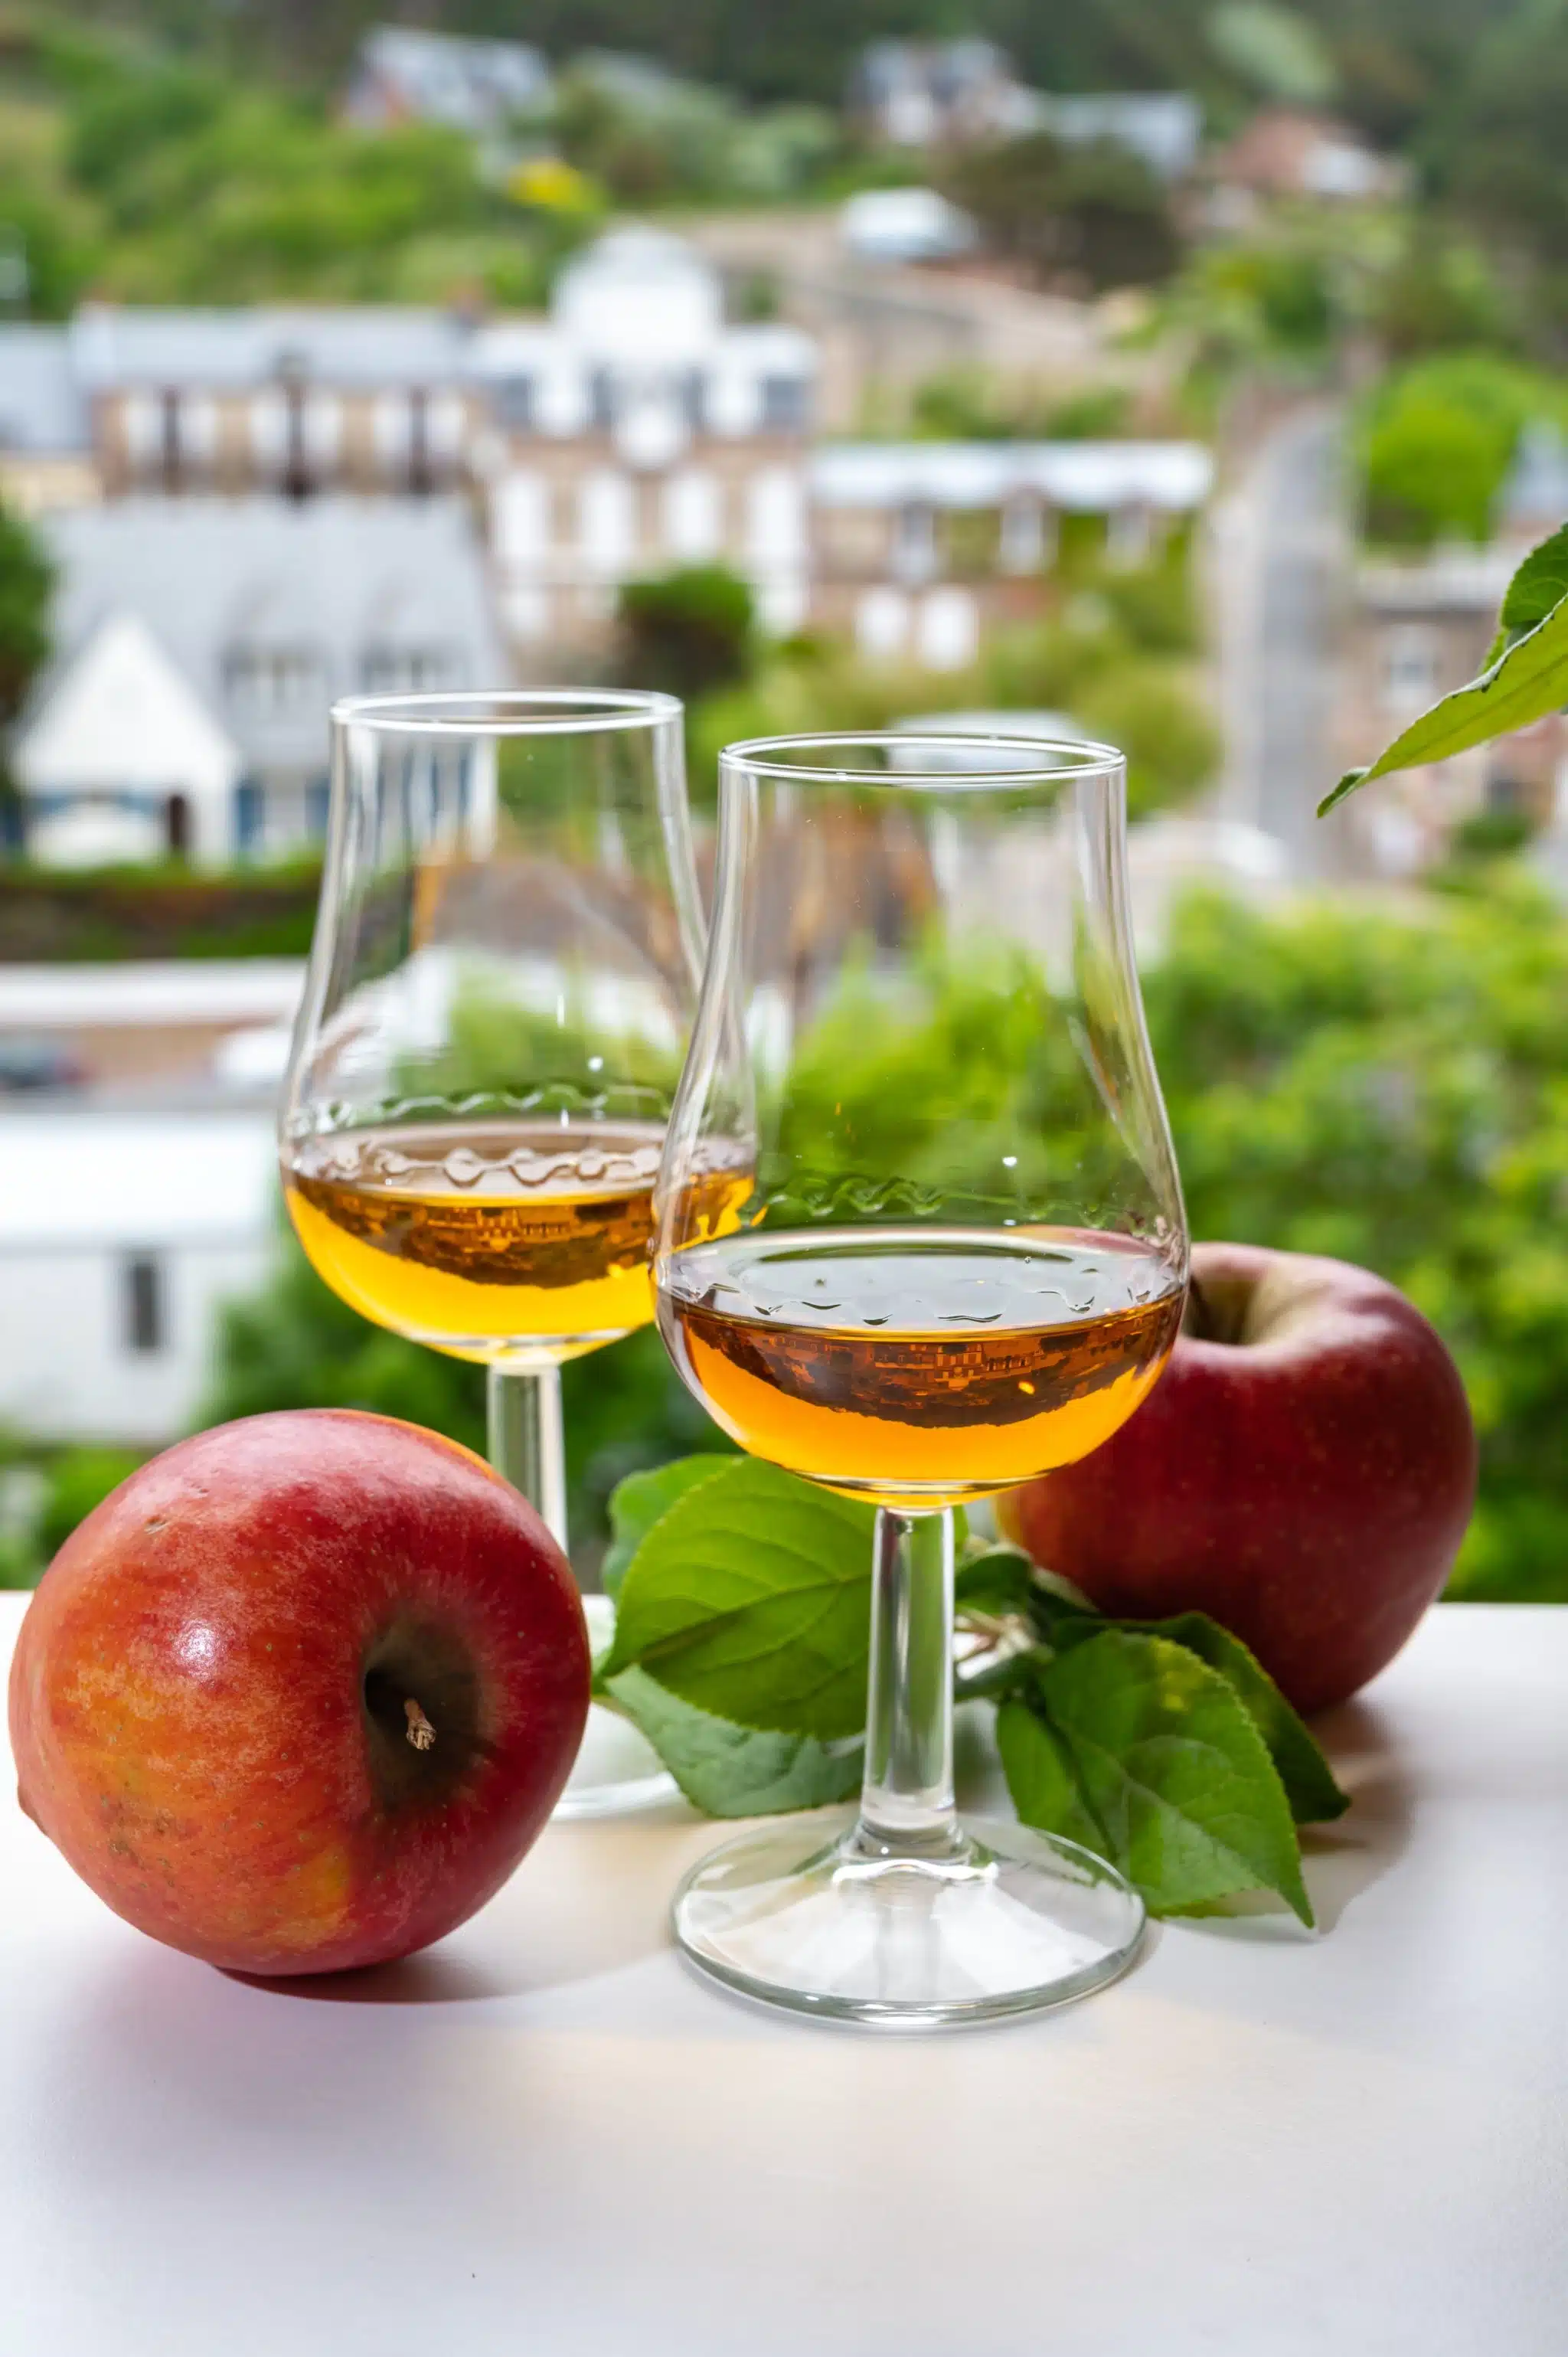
[280,689,704,1816]
[652,731,1189,2025]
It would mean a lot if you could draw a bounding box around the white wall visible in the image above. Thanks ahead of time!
[0,1239,271,1444]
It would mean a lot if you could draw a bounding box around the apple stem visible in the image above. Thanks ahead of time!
[403,1698,436,1752]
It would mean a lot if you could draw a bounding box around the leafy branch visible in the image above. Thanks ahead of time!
[595,1456,1349,1923]
[1322,521,1568,815]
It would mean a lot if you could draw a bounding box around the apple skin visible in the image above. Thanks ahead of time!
[8,1409,590,1976]
[999,1242,1478,1714]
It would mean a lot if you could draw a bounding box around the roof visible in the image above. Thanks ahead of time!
[31,495,506,775]
[0,325,90,454]
[0,1107,278,1248]
[1037,93,1201,181]
[349,25,550,133]
[812,440,1214,511]
[70,304,475,394]
[15,613,241,802]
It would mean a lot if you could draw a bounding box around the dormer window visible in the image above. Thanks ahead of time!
[495,374,535,432]
[760,374,807,432]
[224,646,325,715]
[360,646,455,695]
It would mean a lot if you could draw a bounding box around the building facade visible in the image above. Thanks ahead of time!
[474,230,817,655]
[16,497,505,868]
[811,439,1213,669]
[1335,551,1563,875]
[74,306,479,501]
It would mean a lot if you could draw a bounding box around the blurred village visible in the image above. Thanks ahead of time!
[2,4,1568,1600]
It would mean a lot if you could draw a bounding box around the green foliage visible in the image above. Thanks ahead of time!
[619,564,756,707]
[1369,224,1520,361]
[908,370,1134,443]
[1207,2,1338,104]
[1145,881,1568,1600]
[606,1459,876,1736]
[1358,355,1566,548]
[36,1446,143,1564]
[199,1223,728,1563]
[0,865,322,960]
[0,502,52,731]
[1008,1631,1315,1923]
[600,1461,1343,1914]
[942,130,1180,294]
[688,549,1217,822]
[204,862,1568,1603]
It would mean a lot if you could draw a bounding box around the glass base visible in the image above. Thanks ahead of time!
[551,1594,677,1820]
[671,1811,1145,2028]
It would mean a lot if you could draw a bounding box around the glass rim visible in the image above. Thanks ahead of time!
[331,687,684,738]
[718,729,1124,788]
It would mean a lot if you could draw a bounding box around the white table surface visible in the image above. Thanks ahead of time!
[2,1593,1565,2357]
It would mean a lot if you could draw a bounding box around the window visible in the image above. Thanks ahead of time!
[122,1254,166,1355]
[760,374,808,432]
[1382,626,1439,715]
[359,647,454,695]
[856,587,910,661]
[999,495,1048,576]
[578,470,636,572]
[494,375,535,432]
[917,587,978,671]
[746,468,805,565]
[892,501,938,585]
[588,368,616,433]
[662,469,723,561]
[225,646,325,714]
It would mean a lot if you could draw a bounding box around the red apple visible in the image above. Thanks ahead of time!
[999,1241,1477,1713]
[8,1409,590,1975]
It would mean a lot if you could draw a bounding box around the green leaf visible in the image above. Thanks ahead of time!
[953,1547,1038,1618]
[1031,1630,1315,1924]
[601,1455,733,1603]
[1491,521,1568,658]
[1135,1613,1349,1826]
[996,1698,1107,1853]
[1320,584,1568,815]
[603,1666,863,1816]
[604,1457,875,1739]
[1028,1604,1349,1828]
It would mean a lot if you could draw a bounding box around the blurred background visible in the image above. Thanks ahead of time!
[0,0,1563,1597]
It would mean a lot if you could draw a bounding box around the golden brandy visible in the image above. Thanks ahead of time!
[658,1227,1183,1504]
[285,1120,737,1366]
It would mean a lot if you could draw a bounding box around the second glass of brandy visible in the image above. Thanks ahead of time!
[654,730,1190,2025]
[280,688,707,1816]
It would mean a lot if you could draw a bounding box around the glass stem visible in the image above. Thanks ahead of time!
[486,1364,568,1558]
[855,1508,959,1857]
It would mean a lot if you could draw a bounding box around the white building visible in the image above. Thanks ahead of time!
[342,25,551,137]
[811,439,1214,668]
[0,1107,277,1443]
[840,189,978,266]
[15,496,505,868]
[471,229,817,649]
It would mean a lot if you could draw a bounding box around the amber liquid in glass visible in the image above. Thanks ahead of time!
[658,1227,1184,1502]
[286,1120,733,1365]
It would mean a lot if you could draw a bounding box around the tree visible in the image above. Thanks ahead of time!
[0,504,53,731]
[942,131,1180,295]
[200,871,1568,1603]
[1357,355,1561,547]
[200,1226,732,1561]
[619,564,756,706]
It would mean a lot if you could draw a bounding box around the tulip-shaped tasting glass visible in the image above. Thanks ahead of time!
[653,732,1189,2025]
[280,690,707,1816]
